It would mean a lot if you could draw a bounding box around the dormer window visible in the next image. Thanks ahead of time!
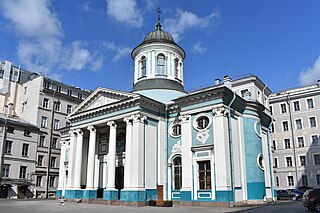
[157,54,165,75]
[141,56,146,77]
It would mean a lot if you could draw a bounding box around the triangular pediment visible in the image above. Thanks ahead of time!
[70,87,135,116]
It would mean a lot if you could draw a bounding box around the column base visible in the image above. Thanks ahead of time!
[146,189,157,200]
[56,190,62,198]
[103,189,118,201]
[120,190,146,202]
[83,190,97,199]
[64,189,83,199]
[180,190,192,201]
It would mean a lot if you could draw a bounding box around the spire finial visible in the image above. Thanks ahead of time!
[156,7,162,30]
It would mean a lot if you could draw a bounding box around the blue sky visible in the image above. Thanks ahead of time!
[1,0,320,93]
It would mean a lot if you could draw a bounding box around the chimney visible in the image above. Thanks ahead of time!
[223,75,232,89]
[215,78,221,85]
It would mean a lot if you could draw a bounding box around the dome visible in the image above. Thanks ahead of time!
[141,23,176,45]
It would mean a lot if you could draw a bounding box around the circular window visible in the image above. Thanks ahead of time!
[169,123,181,138]
[257,153,264,170]
[193,113,212,131]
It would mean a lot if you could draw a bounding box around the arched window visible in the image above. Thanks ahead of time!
[173,156,182,190]
[157,54,165,75]
[140,56,146,77]
[174,58,179,78]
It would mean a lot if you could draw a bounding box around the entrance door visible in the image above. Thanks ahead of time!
[115,166,124,199]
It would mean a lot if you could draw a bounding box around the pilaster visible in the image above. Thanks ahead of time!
[74,129,84,189]
[123,116,133,189]
[86,126,96,189]
[57,140,66,192]
[67,130,76,188]
[106,121,117,191]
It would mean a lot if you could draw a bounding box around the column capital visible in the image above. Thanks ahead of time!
[107,121,117,128]
[123,115,133,124]
[59,140,66,145]
[212,106,228,117]
[133,113,147,123]
[179,114,191,123]
[76,129,83,135]
[87,125,96,132]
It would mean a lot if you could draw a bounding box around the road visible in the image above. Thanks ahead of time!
[0,199,310,213]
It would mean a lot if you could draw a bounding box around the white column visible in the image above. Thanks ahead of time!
[106,121,117,190]
[213,106,231,190]
[86,126,96,189]
[57,141,66,190]
[134,59,139,83]
[123,116,133,189]
[67,130,76,188]
[73,129,84,189]
[180,114,193,192]
[102,155,108,188]
[131,114,146,189]
[169,52,173,76]
[93,155,100,189]
[151,50,156,76]
[167,163,172,200]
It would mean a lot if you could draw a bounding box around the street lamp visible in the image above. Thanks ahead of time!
[45,87,60,199]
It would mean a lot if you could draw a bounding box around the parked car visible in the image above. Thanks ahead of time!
[302,189,320,212]
[287,189,304,199]
[276,189,298,200]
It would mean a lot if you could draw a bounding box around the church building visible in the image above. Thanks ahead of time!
[57,18,275,206]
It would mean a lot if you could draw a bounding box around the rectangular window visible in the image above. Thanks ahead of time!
[36,175,42,187]
[44,81,50,89]
[49,176,55,187]
[295,119,302,130]
[50,157,56,168]
[300,156,306,166]
[41,116,48,128]
[67,89,72,96]
[302,175,308,186]
[269,106,273,115]
[78,93,83,100]
[272,140,277,150]
[56,85,61,93]
[312,135,319,145]
[43,98,49,108]
[54,102,60,111]
[293,101,300,111]
[307,98,314,109]
[3,164,10,177]
[298,137,305,148]
[274,158,278,168]
[282,121,289,131]
[241,89,249,98]
[276,176,280,187]
[54,119,60,130]
[52,138,57,148]
[23,130,31,137]
[309,117,317,128]
[4,140,12,154]
[19,166,27,178]
[286,156,293,167]
[314,154,320,165]
[7,126,14,133]
[288,176,294,186]
[281,103,287,113]
[39,136,45,147]
[198,160,211,189]
[67,105,72,114]
[316,174,320,185]
[37,155,44,167]
[284,139,291,149]
[22,143,29,157]
[270,123,275,133]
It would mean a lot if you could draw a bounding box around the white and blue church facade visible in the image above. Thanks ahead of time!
[56,20,276,206]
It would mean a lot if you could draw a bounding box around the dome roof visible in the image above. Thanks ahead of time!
[141,23,176,45]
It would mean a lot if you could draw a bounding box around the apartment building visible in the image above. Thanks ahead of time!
[270,83,320,190]
[0,61,91,198]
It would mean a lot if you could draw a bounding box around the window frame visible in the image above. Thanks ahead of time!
[285,156,293,167]
[4,140,13,154]
[43,98,49,109]
[156,53,166,75]
[309,116,317,128]
[287,175,294,186]
[41,116,48,128]
[140,56,146,77]
[299,155,306,166]
[311,134,319,146]
[293,100,300,112]
[306,98,315,109]
[282,120,289,132]
[22,143,29,157]
[197,160,212,190]
[297,136,305,148]
[19,166,27,179]
[3,164,10,177]
[38,155,44,167]
[294,118,303,130]
[313,154,320,165]
[284,138,291,149]
[172,156,182,190]
[301,174,308,186]
[280,103,287,114]
[274,157,278,168]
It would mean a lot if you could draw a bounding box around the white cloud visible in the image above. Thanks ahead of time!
[103,41,131,61]
[106,0,143,28]
[192,42,207,54]
[299,56,320,86]
[164,9,220,42]
[1,0,104,74]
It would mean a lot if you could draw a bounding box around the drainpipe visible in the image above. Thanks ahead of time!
[227,92,236,206]
[267,118,275,200]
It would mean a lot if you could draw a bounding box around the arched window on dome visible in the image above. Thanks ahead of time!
[173,156,182,190]
[140,56,146,77]
[157,54,165,75]
[174,58,179,78]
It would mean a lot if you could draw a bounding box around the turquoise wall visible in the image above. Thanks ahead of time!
[243,117,265,200]
[191,111,214,147]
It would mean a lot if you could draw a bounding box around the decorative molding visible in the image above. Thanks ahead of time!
[77,129,83,135]
[196,130,210,144]
[133,113,147,123]
[107,121,117,128]
[171,140,182,154]
[123,115,134,124]
[87,125,96,132]
[212,106,228,117]
[86,95,119,111]
[179,114,190,123]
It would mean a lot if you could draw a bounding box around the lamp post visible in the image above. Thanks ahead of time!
[45,88,60,199]
[0,105,9,182]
